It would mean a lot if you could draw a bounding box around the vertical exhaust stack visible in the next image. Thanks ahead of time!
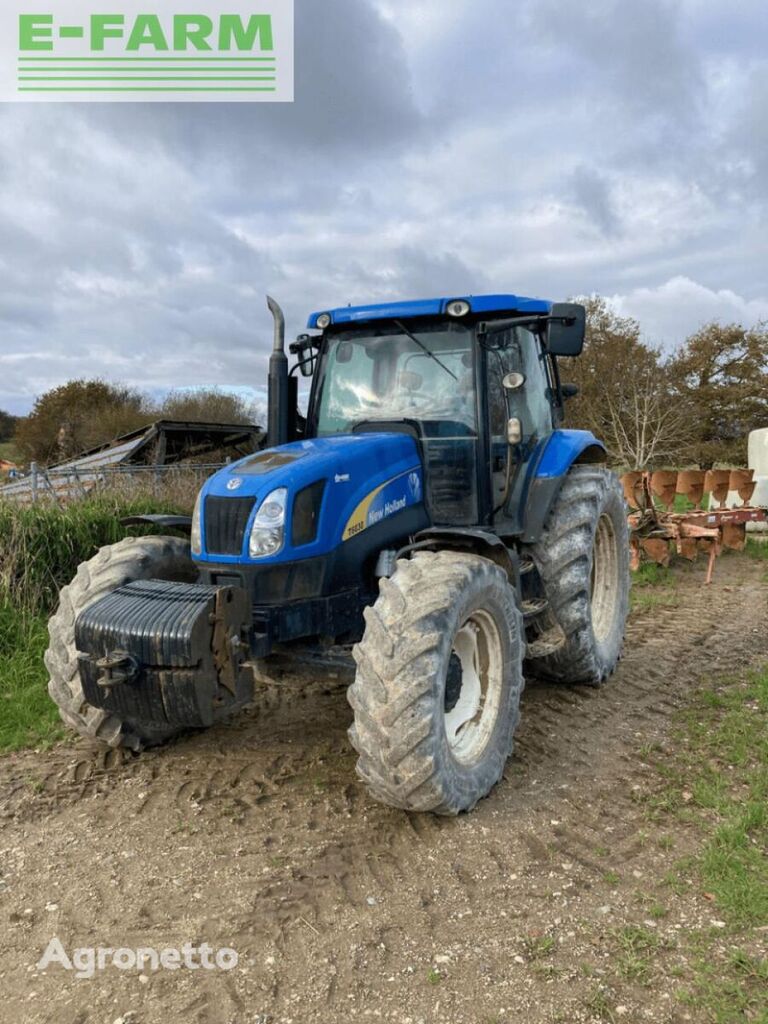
[266,295,289,448]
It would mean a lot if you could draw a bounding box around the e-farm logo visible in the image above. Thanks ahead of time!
[1,0,293,101]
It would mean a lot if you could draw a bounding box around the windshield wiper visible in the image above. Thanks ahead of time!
[392,319,458,381]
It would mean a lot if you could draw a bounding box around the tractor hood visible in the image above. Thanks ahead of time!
[195,433,424,565]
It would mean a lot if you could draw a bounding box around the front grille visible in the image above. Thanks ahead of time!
[205,496,256,555]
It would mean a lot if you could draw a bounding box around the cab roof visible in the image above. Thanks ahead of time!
[307,293,552,329]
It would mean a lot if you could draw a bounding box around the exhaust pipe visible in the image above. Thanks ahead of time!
[266,295,289,448]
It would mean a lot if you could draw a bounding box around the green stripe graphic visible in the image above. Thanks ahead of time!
[18,86,277,92]
[19,76,276,81]
[18,69,274,75]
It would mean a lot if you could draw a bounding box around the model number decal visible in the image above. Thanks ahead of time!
[342,470,422,542]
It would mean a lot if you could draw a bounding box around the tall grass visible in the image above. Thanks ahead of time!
[0,492,188,615]
[0,488,190,752]
[0,599,59,751]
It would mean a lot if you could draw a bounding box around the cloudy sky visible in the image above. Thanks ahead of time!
[2,0,767,414]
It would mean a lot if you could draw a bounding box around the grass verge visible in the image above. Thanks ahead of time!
[0,599,62,752]
[641,663,768,1022]
[630,561,680,612]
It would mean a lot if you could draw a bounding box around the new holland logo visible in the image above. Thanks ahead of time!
[227,477,243,491]
[408,471,422,503]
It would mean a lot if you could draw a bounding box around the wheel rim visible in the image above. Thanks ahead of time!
[590,512,619,643]
[444,609,504,766]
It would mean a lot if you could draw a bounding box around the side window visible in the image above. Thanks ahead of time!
[517,329,553,438]
[486,341,517,441]
[316,341,376,434]
[485,328,553,444]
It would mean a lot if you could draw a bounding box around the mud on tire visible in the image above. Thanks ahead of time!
[45,535,197,751]
[348,551,524,815]
[525,466,630,686]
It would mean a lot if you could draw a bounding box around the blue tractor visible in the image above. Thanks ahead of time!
[46,294,629,814]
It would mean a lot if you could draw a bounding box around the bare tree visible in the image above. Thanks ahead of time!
[601,366,693,469]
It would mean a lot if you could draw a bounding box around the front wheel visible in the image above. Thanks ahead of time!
[348,551,524,815]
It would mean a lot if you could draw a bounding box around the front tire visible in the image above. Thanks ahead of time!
[348,551,524,815]
[45,535,197,750]
[525,466,630,685]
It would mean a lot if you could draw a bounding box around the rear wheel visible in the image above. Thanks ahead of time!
[525,466,629,685]
[348,550,524,815]
[45,536,197,750]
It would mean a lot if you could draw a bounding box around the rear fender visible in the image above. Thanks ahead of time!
[521,430,606,544]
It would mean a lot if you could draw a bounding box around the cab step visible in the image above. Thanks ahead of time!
[526,628,567,659]
[521,597,548,620]
[519,557,535,576]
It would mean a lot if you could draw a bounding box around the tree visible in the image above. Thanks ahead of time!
[159,388,253,425]
[15,380,151,465]
[564,297,691,468]
[0,409,17,444]
[667,322,768,467]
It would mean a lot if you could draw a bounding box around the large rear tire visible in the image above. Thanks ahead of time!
[348,551,524,815]
[45,535,197,750]
[525,466,629,685]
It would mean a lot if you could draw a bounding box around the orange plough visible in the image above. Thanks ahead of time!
[620,469,766,583]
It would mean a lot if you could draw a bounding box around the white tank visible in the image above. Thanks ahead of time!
[749,428,768,477]
[748,428,768,526]
[710,429,768,525]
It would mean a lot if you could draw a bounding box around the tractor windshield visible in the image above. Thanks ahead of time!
[314,322,476,437]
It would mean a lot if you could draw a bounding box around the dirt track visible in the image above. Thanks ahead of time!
[1,557,766,1024]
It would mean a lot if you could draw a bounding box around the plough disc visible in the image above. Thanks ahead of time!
[650,471,678,510]
[676,470,705,507]
[721,522,747,551]
[621,471,645,510]
[729,469,757,506]
[641,537,672,566]
[704,469,731,506]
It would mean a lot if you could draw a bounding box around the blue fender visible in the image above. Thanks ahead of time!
[520,429,607,543]
[533,429,606,478]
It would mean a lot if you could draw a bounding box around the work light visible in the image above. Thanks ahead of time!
[446,300,471,317]
[316,313,332,329]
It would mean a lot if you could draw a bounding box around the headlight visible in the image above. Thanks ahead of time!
[316,313,332,329]
[191,492,203,556]
[249,488,288,558]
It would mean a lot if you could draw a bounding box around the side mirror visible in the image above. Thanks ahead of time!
[547,303,585,357]
[289,334,318,378]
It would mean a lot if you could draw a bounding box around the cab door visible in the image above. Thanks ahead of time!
[485,326,554,524]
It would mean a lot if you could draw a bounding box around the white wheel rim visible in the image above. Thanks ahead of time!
[444,610,504,766]
[591,512,619,643]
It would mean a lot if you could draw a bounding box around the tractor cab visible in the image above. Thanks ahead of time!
[298,295,586,532]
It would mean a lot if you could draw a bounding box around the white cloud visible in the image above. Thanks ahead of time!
[608,276,768,349]
[1,0,768,414]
